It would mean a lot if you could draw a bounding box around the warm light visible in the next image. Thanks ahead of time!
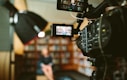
[38,31,45,38]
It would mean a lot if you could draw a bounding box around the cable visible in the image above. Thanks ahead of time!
[98,15,104,54]
[98,14,108,80]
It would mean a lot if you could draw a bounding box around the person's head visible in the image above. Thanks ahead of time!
[41,47,49,57]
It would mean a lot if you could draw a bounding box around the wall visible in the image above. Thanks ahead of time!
[0,6,10,80]
[26,0,103,25]
[26,0,77,24]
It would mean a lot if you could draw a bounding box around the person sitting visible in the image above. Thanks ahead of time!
[40,48,54,80]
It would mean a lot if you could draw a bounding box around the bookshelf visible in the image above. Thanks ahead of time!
[15,54,25,80]
[23,35,95,77]
[23,36,50,75]
[23,36,76,73]
[48,37,76,70]
[23,40,38,75]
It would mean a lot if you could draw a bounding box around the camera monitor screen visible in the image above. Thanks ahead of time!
[51,24,73,37]
[57,0,88,12]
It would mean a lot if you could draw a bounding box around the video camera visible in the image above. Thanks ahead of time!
[55,1,127,80]
[55,0,127,57]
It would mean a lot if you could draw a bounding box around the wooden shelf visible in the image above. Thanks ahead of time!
[23,35,95,76]
[48,37,75,70]
[23,36,76,72]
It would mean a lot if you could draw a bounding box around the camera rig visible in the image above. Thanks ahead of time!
[75,0,127,80]
[75,0,127,57]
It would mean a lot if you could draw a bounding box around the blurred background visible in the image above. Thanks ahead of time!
[0,0,127,80]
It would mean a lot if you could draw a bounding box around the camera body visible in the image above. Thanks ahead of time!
[76,6,127,57]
